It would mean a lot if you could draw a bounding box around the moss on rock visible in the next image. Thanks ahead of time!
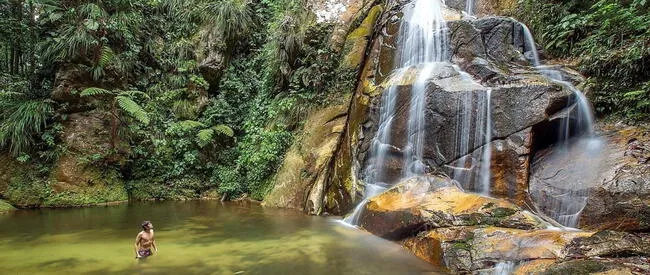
[0,199,16,214]
[341,5,383,69]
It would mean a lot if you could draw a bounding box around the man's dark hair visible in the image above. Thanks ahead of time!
[141,221,151,230]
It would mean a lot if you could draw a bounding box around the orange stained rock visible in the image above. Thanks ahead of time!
[367,186,521,215]
[513,259,557,275]
[474,228,594,259]
[367,189,426,211]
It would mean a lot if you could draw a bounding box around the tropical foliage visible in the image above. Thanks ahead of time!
[0,0,352,203]
[515,0,650,119]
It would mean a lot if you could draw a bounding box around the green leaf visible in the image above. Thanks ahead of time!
[80,87,112,97]
[211,124,234,138]
[116,96,149,125]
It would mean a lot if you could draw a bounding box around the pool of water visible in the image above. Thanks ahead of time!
[0,200,439,274]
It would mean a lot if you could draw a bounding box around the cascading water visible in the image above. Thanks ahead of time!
[343,0,450,225]
[465,0,474,17]
[521,23,603,228]
[521,24,540,67]
[450,89,492,195]
[479,89,492,195]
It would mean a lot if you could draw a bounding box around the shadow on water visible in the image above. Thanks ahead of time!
[0,201,441,274]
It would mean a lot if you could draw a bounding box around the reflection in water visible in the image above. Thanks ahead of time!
[0,201,438,274]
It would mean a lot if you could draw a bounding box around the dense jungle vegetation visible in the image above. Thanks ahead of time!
[0,0,647,205]
[515,0,650,120]
[0,0,354,205]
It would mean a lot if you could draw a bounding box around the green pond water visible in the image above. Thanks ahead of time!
[0,200,440,274]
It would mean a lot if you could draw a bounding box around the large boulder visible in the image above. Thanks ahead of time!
[358,176,548,239]
[357,177,650,273]
[446,128,532,205]
[403,226,592,273]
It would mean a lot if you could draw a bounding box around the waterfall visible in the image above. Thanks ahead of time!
[466,0,474,17]
[521,24,540,67]
[479,89,492,195]
[343,0,450,226]
[492,261,515,275]
[521,23,602,228]
[451,89,491,195]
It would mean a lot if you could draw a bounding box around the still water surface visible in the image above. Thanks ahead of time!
[0,201,439,274]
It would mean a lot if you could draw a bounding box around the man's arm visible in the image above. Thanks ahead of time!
[134,232,142,258]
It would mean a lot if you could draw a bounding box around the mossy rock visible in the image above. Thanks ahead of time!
[0,200,16,214]
[264,104,349,213]
[126,177,213,201]
[341,5,383,69]
[5,166,128,208]
[43,184,128,207]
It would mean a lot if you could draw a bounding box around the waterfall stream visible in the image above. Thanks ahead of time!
[344,1,599,231]
[522,23,603,228]
[344,0,451,225]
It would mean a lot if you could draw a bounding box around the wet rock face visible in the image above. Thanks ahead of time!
[530,125,650,232]
[50,109,125,189]
[263,105,349,215]
[51,65,98,113]
[197,31,227,90]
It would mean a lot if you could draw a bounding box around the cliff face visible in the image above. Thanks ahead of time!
[268,0,649,231]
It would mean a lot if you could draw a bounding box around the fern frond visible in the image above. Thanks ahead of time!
[98,46,115,67]
[211,124,234,137]
[116,96,150,125]
[80,87,113,97]
[120,90,150,100]
[168,120,206,132]
[196,128,214,147]
[195,124,234,147]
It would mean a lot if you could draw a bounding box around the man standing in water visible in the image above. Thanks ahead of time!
[135,221,158,259]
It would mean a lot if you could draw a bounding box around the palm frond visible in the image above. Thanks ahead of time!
[0,99,54,156]
[203,0,254,45]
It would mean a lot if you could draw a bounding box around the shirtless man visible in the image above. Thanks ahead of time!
[135,221,158,259]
